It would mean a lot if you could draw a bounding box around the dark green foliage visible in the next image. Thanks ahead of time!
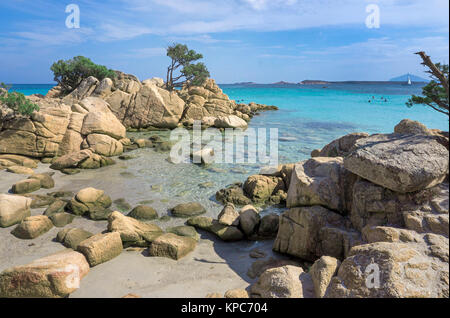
[0,83,40,117]
[166,43,210,90]
[407,61,449,116]
[50,56,116,94]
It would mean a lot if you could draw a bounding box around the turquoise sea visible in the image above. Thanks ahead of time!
[8,82,448,165]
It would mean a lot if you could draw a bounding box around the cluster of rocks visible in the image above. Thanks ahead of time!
[46,72,277,131]
[242,119,449,298]
[1,72,277,175]
[187,203,279,242]
[0,94,127,172]
[11,173,55,194]
[0,154,38,173]
[178,78,277,128]
[0,183,204,297]
[215,168,291,207]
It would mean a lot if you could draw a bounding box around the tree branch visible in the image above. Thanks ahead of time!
[425,102,449,116]
[415,51,449,98]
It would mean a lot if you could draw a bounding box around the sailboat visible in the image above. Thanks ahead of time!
[402,73,412,86]
[407,74,412,85]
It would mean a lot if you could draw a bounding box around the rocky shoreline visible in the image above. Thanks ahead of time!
[0,72,448,299]
[209,119,449,298]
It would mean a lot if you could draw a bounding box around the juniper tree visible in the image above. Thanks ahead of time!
[407,52,449,116]
[165,43,210,90]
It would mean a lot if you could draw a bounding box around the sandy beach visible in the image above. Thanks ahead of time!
[0,154,293,298]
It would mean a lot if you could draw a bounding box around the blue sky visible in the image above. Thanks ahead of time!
[0,0,448,84]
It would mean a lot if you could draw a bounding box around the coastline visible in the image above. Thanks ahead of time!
[0,76,448,299]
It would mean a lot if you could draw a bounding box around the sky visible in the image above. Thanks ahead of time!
[0,0,448,84]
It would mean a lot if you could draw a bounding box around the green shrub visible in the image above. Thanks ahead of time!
[50,56,116,94]
[0,83,40,117]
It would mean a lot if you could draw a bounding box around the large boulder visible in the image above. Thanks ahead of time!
[217,203,240,226]
[50,149,115,171]
[148,233,197,260]
[243,175,285,204]
[273,206,361,261]
[258,213,279,238]
[179,79,235,122]
[312,133,369,157]
[350,179,445,231]
[12,215,53,239]
[105,79,185,129]
[11,178,41,194]
[310,256,341,298]
[214,115,248,129]
[85,133,123,157]
[394,119,431,135]
[77,232,123,267]
[250,265,315,298]
[0,194,32,228]
[0,101,71,158]
[67,187,112,220]
[49,213,75,227]
[170,202,206,218]
[0,250,89,298]
[81,105,126,139]
[107,211,163,247]
[0,95,126,160]
[344,134,449,193]
[326,242,449,298]
[287,157,356,213]
[5,165,34,175]
[56,228,93,249]
[28,173,55,189]
[216,183,252,206]
[239,205,260,237]
[127,205,159,220]
[187,216,244,242]
[0,154,38,168]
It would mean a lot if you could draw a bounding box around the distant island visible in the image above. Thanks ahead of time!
[223,79,428,86]
[272,81,297,85]
[299,80,330,85]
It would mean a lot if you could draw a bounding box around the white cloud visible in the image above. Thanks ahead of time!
[302,36,449,62]
[4,0,449,49]
[12,27,94,46]
[118,0,449,35]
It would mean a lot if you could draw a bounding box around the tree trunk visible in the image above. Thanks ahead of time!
[415,51,449,99]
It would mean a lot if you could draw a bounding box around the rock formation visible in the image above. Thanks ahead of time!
[1,71,277,174]
[249,119,449,298]
[0,94,126,172]
[0,250,90,298]
[45,72,277,131]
